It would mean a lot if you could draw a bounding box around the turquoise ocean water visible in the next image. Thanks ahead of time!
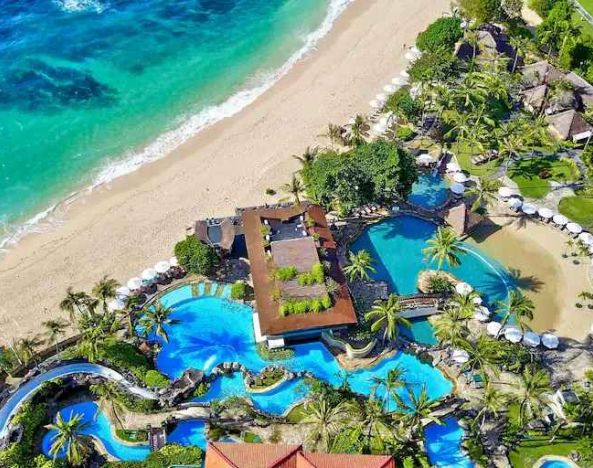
[0,0,349,248]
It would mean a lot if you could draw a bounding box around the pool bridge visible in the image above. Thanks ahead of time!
[398,293,444,319]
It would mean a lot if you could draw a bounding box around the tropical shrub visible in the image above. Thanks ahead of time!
[193,382,209,397]
[416,17,463,52]
[459,0,502,23]
[275,266,298,281]
[395,126,415,141]
[174,236,218,276]
[279,295,331,316]
[256,343,295,360]
[145,370,169,388]
[529,0,558,17]
[230,281,247,300]
[105,444,203,467]
[407,49,458,83]
[428,275,453,293]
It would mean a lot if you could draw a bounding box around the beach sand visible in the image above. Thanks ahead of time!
[0,0,451,343]
[469,209,593,341]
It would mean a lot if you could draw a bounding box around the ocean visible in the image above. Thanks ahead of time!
[0,0,351,249]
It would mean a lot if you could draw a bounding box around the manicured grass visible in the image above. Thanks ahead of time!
[115,429,148,443]
[453,141,501,177]
[573,10,593,38]
[509,157,579,199]
[509,435,579,468]
[559,195,593,229]
[243,432,262,443]
[577,0,593,18]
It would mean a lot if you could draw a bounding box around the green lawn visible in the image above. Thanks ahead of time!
[508,157,579,199]
[574,10,593,38]
[509,435,580,468]
[454,141,501,177]
[559,194,593,229]
[577,0,593,17]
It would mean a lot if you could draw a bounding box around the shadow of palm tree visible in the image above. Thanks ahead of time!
[507,267,544,293]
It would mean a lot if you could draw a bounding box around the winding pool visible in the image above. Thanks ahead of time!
[424,417,473,467]
[408,172,450,209]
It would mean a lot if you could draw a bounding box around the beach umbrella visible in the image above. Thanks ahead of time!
[486,321,502,336]
[498,186,513,198]
[383,84,397,93]
[376,93,387,103]
[411,46,420,54]
[552,214,569,226]
[566,222,583,234]
[169,256,179,267]
[474,310,490,322]
[400,70,410,78]
[372,123,386,135]
[116,286,131,298]
[141,268,157,282]
[155,260,170,274]
[405,51,416,61]
[478,305,490,316]
[451,349,470,364]
[521,203,537,215]
[472,296,483,305]
[508,197,522,210]
[107,298,126,312]
[416,154,433,165]
[578,232,593,246]
[538,207,554,219]
[450,182,466,195]
[369,99,381,109]
[541,333,559,349]
[455,282,473,295]
[523,331,541,347]
[378,115,390,126]
[127,277,143,291]
[392,77,404,85]
[504,326,523,343]
[446,162,461,172]
[453,172,468,183]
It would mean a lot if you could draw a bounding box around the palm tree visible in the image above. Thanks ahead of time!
[91,383,127,430]
[564,238,575,257]
[138,303,178,342]
[370,367,406,409]
[121,295,142,339]
[280,174,305,205]
[293,146,318,171]
[465,29,480,64]
[92,276,119,313]
[423,227,464,272]
[301,396,351,452]
[365,294,411,345]
[433,311,471,347]
[343,250,376,282]
[42,319,69,354]
[59,288,92,323]
[321,123,344,148]
[462,335,501,383]
[515,365,551,427]
[48,412,93,466]
[448,291,479,320]
[349,115,367,147]
[348,397,396,453]
[18,335,44,365]
[466,177,500,212]
[400,386,443,438]
[465,383,507,429]
[496,289,535,332]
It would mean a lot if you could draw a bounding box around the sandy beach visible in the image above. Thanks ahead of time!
[470,208,593,341]
[0,0,451,344]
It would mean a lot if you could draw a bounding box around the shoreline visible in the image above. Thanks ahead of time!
[0,0,451,344]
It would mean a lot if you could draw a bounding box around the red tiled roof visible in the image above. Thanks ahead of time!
[299,451,396,468]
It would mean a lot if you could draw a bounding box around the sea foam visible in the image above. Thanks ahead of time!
[0,0,354,253]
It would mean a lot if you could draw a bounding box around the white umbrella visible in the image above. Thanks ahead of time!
[553,214,569,226]
[541,333,559,349]
[155,260,170,274]
[455,282,473,295]
[508,197,522,210]
[521,203,537,215]
[372,123,386,134]
[378,115,390,126]
[446,162,460,172]
[538,207,554,219]
[383,84,397,93]
[169,256,179,267]
[474,310,490,322]
[453,172,468,183]
[450,182,466,194]
[486,321,502,336]
[116,286,131,298]
[416,154,434,165]
[566,222,583,234]
[411,46,420,54]
[472,296,483,305]
[141,268,157,282]
[392,77,404,85]
[498,187,513,198]
[376,93,387,103]
[405,51,416,60]
[504,326,523,343]
[578,232,593,246]
[369,99,381,109]
[478,306,490,316]
[107,298,126,312]
[451,349,470,363]
[400,70,410,78]
[127,277,143,291]
[523,331,541,347]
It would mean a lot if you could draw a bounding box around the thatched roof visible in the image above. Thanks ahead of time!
[455,24,518,67]
[443,202,483,236]
[521,61,565,89]
[565,71,593,108]
[546,109,593,141]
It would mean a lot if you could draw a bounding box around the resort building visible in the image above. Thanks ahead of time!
[545,109,593,143]
[454,24,518,68]
[241,203,357,347]
[204,442,396,468]
[191,217,238,256]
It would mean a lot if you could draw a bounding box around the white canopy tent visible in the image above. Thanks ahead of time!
[169,256,179,267]
[472,296,483,305]
[504,326,523,343]
[141,268,157,282]
[116,286,131,298]
[107,298,126,312]
[375,93,387,103]
[523,331,541,347]
[542,333,559,349]
[508,197,523,210]
[383,84,397,93]
[567,223,583,234]
[369,100,381,109]
[538,207,554,219]
[552,214,569,226]
[498,186,513,198]
[453,172,468,183]
[127,277,143,291]
[446,162,461,173]
[578,232,593,246]
[486,321,502,336]
[416,154,434,165]
[521,203,537,215]
[451,349,470,364]
[154,260,170,274]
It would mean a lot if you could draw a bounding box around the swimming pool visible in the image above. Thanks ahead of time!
[424,417,474,467]
[408,172,449,209]
[351,215,515,344]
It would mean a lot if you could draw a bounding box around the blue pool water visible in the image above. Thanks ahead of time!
[424,417,474,467]
[408,172,449,209]
[41,402,152,461]
[351,215,515,344]
[168,420,207,449]
[540,461,574,468]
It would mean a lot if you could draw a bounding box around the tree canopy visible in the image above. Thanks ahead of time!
[174,236,218,276]
[416,17,463,53]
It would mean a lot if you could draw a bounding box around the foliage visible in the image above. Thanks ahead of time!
[296,263,325,286]
[529,0,559,17]
[423,227,464,271]
[383,88,423,124]
[395,126,415,141]
[256,342,295,361]
[174,236,218,276]
[249,368,285,389]
[230,281,248,300]
[279,294,331,316]
[115,429,148,443]
[416,17,463,52]
[559,194,593,229]
[509,434,581,468]
[106,444,203,467]
[46,412,93,466]
[344,250,376,282]
[509,157,579,199]
[139,303,178,343]
[365,294,411,344]
[460,0,503,23]
[274,265,298,281]
[0,404,52,468]
[407,49,459,83]
[427,274,453,293]
[193,382,210,398]
[145,369,169,388]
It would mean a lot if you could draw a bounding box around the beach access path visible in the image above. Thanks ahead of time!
[0,0,450,343]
